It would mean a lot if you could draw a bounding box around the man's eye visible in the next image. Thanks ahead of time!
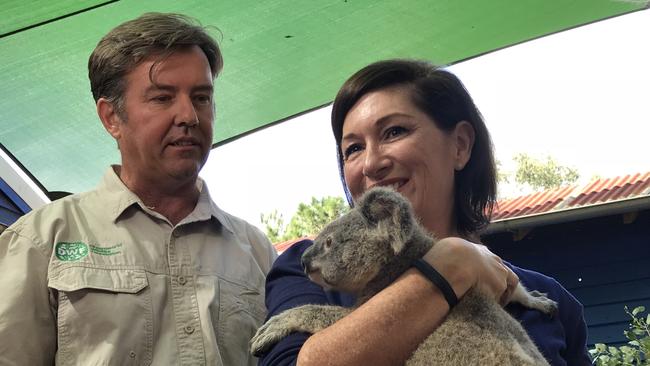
[343,144,362,160]
[151,95,171,103]
[193,94,212,105]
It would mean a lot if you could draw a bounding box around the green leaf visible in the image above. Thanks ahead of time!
[595,343,608,352]
[632,306,645,316]
[598,355,610,363]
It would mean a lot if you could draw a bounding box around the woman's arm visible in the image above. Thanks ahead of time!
[294,237,519,366]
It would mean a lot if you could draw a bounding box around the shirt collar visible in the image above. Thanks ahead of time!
[97,166,234,233]
[185,178,235,233]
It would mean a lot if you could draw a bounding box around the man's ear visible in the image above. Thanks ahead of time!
[96,98,123,140]
[453,121,475,171]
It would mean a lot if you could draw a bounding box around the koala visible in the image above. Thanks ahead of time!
[251,187,556,365]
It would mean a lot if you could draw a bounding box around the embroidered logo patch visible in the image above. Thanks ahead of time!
[55,242,89,261]
[89,243,122,256]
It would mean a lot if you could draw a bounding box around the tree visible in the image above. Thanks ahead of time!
[496,159,510,184]
[512,153,579,190]
[261,196,350,242]
[260,209,285,243]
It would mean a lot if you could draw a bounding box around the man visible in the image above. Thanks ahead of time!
[0,13,276,365]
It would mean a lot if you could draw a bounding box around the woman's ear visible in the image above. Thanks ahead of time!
[96,98,123,140]
[453,121,475,171]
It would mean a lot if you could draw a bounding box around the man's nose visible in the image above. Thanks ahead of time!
[175,96,199,127]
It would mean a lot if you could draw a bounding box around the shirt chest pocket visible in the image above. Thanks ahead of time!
[215,278,266,366]
[48,265,153,366]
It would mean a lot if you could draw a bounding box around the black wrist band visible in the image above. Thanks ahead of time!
[412,258,459,309]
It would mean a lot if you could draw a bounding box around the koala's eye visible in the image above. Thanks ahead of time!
[325,237,332,249]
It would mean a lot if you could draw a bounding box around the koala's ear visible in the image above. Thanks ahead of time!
[358,187,415,254]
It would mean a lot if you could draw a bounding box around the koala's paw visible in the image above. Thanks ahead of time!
[529,290,558,317]
[250,315,294,357]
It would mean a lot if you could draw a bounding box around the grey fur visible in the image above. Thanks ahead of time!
[251,187,555,365]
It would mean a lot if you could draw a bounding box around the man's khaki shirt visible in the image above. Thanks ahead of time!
[0,168,277,365]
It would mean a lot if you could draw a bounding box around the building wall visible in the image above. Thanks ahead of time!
[483,209,650,346]
[0,176,26,228]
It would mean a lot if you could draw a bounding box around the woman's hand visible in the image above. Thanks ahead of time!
[422,237,519,306]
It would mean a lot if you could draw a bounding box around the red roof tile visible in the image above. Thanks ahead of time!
[493,185,576,220]
[493,172,650,221]
[273,235,314,254]
[569,172,650,208]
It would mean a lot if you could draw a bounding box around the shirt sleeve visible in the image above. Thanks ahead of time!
[0,225,56,365]
[257,240,351,366]
[557,282,591,365]
[508,263,591,366]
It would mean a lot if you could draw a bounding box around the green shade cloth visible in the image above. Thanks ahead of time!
[0,0,646,193]
[0,1,109,36]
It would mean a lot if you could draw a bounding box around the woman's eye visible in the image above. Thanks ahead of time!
[384,126,407,139]
[343,144,362,160]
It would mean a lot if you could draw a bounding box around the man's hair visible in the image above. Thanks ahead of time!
[88,12,223,113]
[331,59,497,236]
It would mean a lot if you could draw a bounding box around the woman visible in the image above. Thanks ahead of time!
[259,60,589,365]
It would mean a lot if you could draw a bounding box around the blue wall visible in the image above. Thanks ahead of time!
[0,176,29,228]
[483,209,650,346]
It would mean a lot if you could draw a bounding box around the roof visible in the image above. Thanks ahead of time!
[492,172,650,221]
[1,2,647,194]
[274,236,314,254]
[274,171,650,252]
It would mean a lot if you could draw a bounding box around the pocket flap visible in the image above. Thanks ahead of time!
[49,265,148,293]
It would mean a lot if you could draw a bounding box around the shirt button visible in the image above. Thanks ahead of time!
[184,325,195,334]
[129,351,136,358]
[178,276,187,285]
[172,230,181,238]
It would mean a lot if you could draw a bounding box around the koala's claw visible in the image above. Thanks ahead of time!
[250,317,292,356]
[528,290,558,317]
[250,304,346,357]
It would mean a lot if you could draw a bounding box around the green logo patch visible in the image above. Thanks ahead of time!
[89,243,122,256]
[55,242,89,261]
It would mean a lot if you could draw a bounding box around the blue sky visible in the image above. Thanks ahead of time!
[201,9,650,232]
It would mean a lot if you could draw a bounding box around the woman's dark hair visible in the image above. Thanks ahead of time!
[331,59,497,236]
